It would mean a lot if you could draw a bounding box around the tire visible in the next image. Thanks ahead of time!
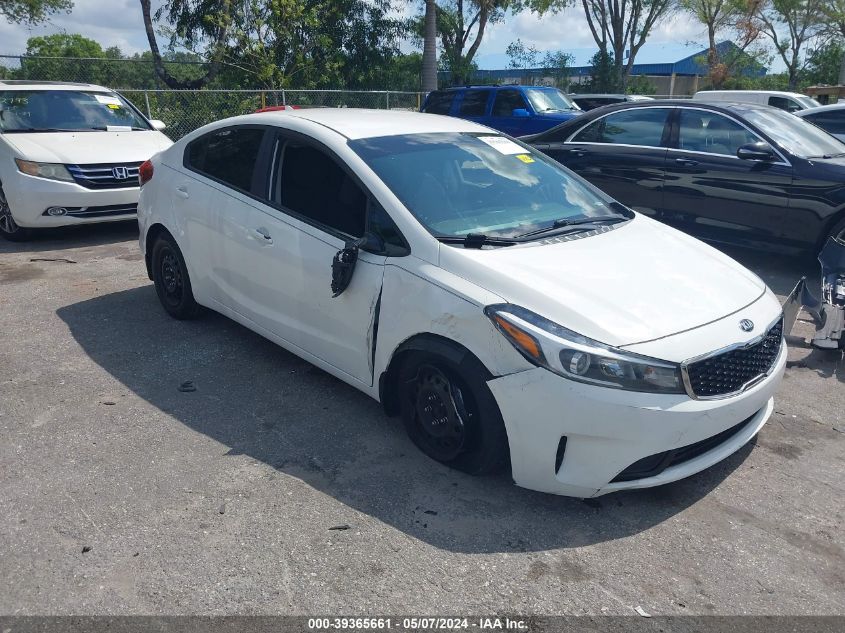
[398,350,509,475]
[151,234,201,320]
[0,184,32,242]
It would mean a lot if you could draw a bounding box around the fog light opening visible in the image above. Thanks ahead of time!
[555,436,568,475]
[46,206,68,216]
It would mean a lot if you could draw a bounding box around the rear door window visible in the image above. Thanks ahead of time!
[423,91,456,115]
[186,126,265,193]
[571,108,670,147]
[458,90,490,116]
[492,89,529,116]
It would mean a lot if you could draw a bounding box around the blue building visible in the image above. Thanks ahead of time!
[442,41,766,97]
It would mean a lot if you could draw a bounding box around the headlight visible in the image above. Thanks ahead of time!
[485,304,684,394]
[15,159,74,182]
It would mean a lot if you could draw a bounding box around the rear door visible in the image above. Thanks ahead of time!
[180,125,270,303]
[455,89,492,125]
[537,106,672,215]
[661,107,793,246]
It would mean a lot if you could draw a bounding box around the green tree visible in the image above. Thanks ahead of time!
[540,50,573,88]
[0,0,71,24]
[754,0,825,90]
[506,38,539,83]
[21,34,107,84]
[804,40,845,86]
[434,0,510,86]
[681,0,766,88]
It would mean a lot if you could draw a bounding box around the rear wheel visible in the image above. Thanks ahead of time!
[151,234,201,319]
[830,217,845,243]
[0,184,32,242]
[398,351,509,475]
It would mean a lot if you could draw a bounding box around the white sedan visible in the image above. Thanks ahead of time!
[137,109,785,498]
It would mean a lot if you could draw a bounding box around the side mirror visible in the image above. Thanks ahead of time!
[150,119,167,131]
[331,240,360,297]
[737,142,776,162]
[511,108,530,118]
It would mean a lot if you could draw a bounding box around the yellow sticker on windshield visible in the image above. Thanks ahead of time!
[107,104,121,109]
[515,154,534,163]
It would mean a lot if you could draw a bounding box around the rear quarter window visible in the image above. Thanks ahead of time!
[185,126,265,193]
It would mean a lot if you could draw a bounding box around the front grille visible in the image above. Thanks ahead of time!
[685,318,783,398]
[66,162,141,189]
[611,414,755,483]
[42,204,137,218]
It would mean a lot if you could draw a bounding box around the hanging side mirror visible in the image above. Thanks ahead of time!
[736,142,776,162]
[331,241,360,297]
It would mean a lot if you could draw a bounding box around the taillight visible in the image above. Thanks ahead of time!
[139,160,154,186]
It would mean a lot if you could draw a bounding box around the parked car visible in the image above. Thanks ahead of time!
[0,80,172,241]
[525,100,845,254]
[138,108,785,498]
[570,93,653,111]
[795,103,845,142]
[420,85,581,136]
[693,89,820,113]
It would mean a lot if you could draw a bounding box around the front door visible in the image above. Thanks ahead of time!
[661,108,793,247]
[233,135,386,385]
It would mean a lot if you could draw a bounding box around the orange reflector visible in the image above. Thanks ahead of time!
[493,315,543,360]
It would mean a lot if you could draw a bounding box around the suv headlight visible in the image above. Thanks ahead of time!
[15,159,74,182]
[485,304,684,394]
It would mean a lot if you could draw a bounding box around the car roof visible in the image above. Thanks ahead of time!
[572,94,627,99]
[694,89,807,98]
[238,108,495,140]
[435,84,554,92]
[794,102,845,115]
[0,79,113,92]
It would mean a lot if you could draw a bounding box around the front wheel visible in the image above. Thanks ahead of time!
[0,185,32,242]
[151,234,201,320]
[398,351,509,475]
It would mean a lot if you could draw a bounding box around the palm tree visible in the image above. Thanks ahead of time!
[422,0,438,92]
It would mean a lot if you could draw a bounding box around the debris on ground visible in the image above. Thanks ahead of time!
[178,381,197,393]
[328,524,350,531]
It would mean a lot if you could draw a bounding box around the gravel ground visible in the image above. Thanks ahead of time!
[1,222,843,616]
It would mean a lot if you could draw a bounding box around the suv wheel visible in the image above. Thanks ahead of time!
[0,185,32,242]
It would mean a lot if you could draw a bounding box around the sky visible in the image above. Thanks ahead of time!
[0,0,783,73]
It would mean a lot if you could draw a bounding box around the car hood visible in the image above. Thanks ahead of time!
[439,215,766,348]
[1,131,172,164]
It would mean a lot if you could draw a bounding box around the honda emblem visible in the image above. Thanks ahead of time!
[112,166,129,180]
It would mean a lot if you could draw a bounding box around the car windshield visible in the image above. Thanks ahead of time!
[796,95,821,109]
[742,106,845,158]
[525,88,579,112]
[349,132,628,240]
[0,90,150,132]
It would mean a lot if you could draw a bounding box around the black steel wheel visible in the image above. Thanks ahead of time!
[398,350,509,475]
[151,234,201,319]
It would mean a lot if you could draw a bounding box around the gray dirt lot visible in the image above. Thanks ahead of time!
[0,222,843,616]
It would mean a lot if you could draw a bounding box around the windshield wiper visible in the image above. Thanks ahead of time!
[516,216,628,239]
[435,233,518,248]
[809,152,845,159]
[2,127,70,133]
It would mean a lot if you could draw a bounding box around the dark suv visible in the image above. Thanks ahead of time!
[421,85,582,136]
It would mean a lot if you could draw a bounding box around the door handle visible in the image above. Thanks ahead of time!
[568,149,588,157]
[175,185,189,199]
[252,227,273,244]
[675,157,699,167]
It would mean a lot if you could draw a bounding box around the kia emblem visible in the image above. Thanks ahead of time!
[739,319,754,332]
[112,166,129,180]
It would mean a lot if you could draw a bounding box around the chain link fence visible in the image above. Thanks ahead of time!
[120,90,424,139]
[0,55,424,139]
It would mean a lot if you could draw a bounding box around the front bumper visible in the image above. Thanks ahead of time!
[5,173,139,227]
[487,342,786,498]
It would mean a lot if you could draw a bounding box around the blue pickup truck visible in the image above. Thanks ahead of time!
[420,85,583,136]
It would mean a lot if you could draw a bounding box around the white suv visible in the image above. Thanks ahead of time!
[0,80,173,241]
